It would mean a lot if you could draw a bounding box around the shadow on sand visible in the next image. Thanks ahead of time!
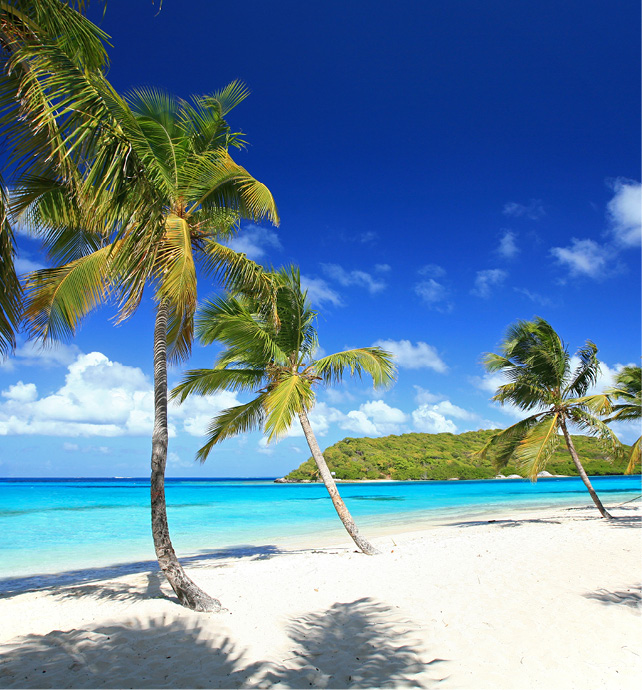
[446,518,561,528]
[0,598,447,689]
[583,584,642,610]
[0,544,300,599]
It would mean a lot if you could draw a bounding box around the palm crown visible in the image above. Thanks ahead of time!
[172,265,396,460]
[19,83,278,360]
[479,317,618,480]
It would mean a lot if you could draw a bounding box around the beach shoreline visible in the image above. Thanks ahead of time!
[0,501,640,689]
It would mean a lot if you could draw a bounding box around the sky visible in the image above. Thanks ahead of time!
[0,0,640,478]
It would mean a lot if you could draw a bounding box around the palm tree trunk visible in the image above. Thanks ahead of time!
[560,418,612,519]
[151,300,222,611]
[298,409,379,554]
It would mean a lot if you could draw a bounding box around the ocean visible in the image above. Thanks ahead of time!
[1,475,640,590]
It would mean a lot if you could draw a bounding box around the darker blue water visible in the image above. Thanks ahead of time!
[0,475,639,582]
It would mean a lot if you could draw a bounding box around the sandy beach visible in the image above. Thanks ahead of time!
[0,501,640,690]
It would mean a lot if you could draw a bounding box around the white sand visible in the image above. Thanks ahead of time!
[0,502,640,689]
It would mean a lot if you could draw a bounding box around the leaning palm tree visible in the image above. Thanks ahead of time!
[19,84,278,611]
[172,266,396,555]
[605,365,641,474]
[478,317,619,519]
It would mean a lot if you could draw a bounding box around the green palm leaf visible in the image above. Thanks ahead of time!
[512,413,561,479]
[315,347,396,388]
[264,373,315,442]
[171,367,265,402]
[196,395,268,462]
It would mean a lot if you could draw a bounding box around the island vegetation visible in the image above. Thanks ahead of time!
[284,429,631,482]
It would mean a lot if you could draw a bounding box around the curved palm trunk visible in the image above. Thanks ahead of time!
[151,300,221,611]
[560,419,612,519]
[298,409,379,554]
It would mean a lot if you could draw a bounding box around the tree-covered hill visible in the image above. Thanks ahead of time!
[284,430,630,481]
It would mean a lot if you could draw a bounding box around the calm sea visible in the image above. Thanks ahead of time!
[1,476,640,589]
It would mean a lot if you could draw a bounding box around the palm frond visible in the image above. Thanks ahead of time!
[196,394,267,462]
[625,436,640,474]
[564,341,600,398]
[512,413,561,480]
[475,414,544,469]
[171,367,265,402]
[0,179,21,356]
[315,347,396,388]
[264,373,315,442]
[23,243,114,341]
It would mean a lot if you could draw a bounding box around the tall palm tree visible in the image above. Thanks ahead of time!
[478,317,619,519]
[605,365,641,474]
[172,266,396,555]
[19,85,278,611]
[0,0,109,356]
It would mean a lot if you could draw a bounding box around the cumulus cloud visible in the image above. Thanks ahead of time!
[418,264,446,279]
[471,269,507,298]
[550,178,640,280]
[0,351,241,438]
[502,200,545,219]
[321,264,386,294]
[606,178,641,247]
[225,224,281,260]
[412,406,457,433]
[1,341,82,371]
[550,238,611,278]
[415,278,449,305]
[496,230,519,259]
[373,339,448,373]
[340,400,406,436]
[300,276,343,307]
[413,386,442,404]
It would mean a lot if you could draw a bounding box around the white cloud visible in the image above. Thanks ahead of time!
[606,178,641,247]
[1,381,37,403]
[14,254,46,274]
[431,400,477,420]
[513,287,552,306]
[301,275,343,307]
[225,224,281,260]
[321,264,386,294]
[550,238,611,278]
[413,386,442,404]
[471,269,507,298]
[412,407,457,434]
[0,350,240,438]
[374,263,391,273]
[415,278,449,306]
[497,230,519,259]
[502,200,545,219]
[418,264,446,279]
[340,400,406,436]
[373,339,448,373]
[175,390,241,437]
[2,341,82,371]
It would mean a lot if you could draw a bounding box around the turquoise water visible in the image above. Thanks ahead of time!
[1,475,640,586]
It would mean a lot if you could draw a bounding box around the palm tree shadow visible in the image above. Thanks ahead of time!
[266,596,448,688]
[0,614,265,689]
[51,572,171,605]
[583,584,642,610]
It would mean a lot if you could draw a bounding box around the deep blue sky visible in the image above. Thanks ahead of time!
[1,0,640,477]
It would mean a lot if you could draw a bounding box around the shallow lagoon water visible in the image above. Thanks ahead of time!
[1,475,640,584]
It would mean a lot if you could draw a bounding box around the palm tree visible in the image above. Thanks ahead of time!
[172,266,396,555]
[605,365,641,474]
[0,0,109,356]
[478,317,619,519]
[19,85,278,611]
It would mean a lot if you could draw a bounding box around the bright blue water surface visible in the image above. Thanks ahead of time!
[1,475,640,585]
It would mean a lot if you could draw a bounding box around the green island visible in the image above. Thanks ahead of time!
[284,430,631,481]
